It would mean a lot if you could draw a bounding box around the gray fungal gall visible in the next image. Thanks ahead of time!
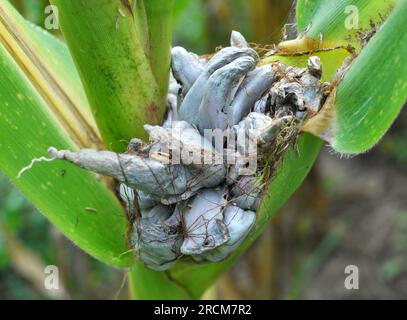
[19,31,328,271]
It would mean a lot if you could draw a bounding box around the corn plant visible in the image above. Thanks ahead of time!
[0,0,406,299]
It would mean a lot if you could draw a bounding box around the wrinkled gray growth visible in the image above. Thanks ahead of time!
[198,56,256,132]
[181,188,228,255]
[269,56,326,119]
[119,184,136,218]
[48,122,226,205]
[201,205,256,262]
[24,32,329,271]
[230,30,249,48]
[48,147,191,200]
[162,91,178,128]
[253,94,270,114]
[228,65,277,126]
[230,112,292,155]
[231,176,260,211]
[300,74,325,114]
[131,204,182,271]
[178,47,259,126]
[171,47,204,95]
[137,191,158,210]
[307,56,322,79]
[168,72,182,96]
[143,121,227,204]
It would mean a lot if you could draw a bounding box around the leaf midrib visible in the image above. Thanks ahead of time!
[0,5,102,149]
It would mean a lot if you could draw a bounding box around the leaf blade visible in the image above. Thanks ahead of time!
[0,28,130,268]
[285,0,400,53]
[304,0,407,153]
[0,1,102,148]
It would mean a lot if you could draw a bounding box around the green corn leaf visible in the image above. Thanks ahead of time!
[0,3,131,267]
[297,0,399,35]
[304,0,407,154]
[9,0,49,26]
[129,261,194,300]
[0,1,101,148]
[281,0,399,53]
[49,0,164,151]
[263,47,351,82]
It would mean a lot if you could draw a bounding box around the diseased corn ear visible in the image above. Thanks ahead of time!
[23,31,330,271]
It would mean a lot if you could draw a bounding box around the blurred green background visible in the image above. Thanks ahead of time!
[1,0,406,299]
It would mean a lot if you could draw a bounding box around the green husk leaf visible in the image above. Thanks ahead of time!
[304,0,407,154]
[262,47,351,82]
[295,0,400,51]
